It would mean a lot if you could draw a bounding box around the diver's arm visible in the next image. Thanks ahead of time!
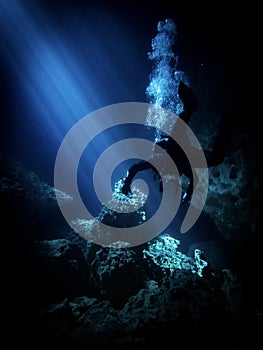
[121,161,156,195]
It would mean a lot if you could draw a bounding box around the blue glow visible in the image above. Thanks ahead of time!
[0,0,149,182]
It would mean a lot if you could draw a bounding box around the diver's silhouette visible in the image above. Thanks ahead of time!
[121,81,229,203]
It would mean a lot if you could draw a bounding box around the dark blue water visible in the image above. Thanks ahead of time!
[0,0,243,272]
[0,0,153,185]
[0,0,238,183]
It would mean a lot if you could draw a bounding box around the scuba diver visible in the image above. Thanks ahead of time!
[121,80,229,204]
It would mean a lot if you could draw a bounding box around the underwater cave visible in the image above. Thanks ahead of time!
[0,0,261,349]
